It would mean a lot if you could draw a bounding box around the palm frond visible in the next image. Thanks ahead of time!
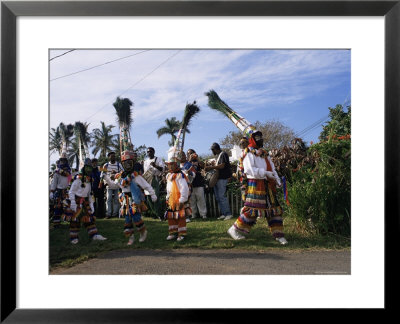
[156,127,172,138]
[165,117,181,130]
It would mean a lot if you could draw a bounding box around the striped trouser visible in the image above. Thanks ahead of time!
[69,198,98,240]
[165,208,187,237]
[52,188,68,225]
[123,208,146,237]
[234,179,284,238]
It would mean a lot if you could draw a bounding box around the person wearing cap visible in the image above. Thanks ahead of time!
[227,131,288,245]
[143,147,165,220]
[186,149,207,219]
[204,143,233,220]
[68,158,107,244]
[49,153,73,227]
[102,151,124,219]
[164,148,190,242]
[102,150,157,245]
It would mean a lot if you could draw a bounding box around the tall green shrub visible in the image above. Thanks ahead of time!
[286,140,351,236]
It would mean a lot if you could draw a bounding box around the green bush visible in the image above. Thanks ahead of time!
[285,139,351,236]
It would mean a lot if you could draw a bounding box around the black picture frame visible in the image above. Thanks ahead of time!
[1,0,398,322]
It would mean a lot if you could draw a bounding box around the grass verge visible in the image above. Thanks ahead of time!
[49,216,350,271]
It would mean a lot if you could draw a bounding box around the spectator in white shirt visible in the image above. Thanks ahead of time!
[102,151,123,218]
[143,147,165,220]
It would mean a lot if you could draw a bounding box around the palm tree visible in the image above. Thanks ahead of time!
[156,117,182,146]
[91,121,117,159]
[49,127,62,156]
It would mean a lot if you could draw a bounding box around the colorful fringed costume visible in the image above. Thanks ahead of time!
[233,147,284,238]
[103,168,156,240]
[50,161,73,226]
[164,171,190,239]
[68,173,100,242]
[205,89,287,243]
[111,97,157,244]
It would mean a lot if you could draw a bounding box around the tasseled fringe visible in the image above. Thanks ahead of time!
[165,209,186,220]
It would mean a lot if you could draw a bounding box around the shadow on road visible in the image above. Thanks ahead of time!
[96,249,286,261]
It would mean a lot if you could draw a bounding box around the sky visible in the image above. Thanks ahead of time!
[49,49,351,165]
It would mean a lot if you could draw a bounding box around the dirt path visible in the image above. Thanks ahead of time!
[51,248,350,275]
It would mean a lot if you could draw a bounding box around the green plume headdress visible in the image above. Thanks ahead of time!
[205,90,257,139]
[59,122,74,156]
[73,121,90,168]
[171,101,200,159]
[113,96,134,153]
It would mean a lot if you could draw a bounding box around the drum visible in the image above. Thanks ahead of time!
[142,169,154,185]
[204,169,219,188]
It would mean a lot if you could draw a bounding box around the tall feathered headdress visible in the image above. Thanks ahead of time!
[205,90,257,139]
[59,122,73,158]
[113,96,134,155]
[74,121,90,168]
[170,101,200,161]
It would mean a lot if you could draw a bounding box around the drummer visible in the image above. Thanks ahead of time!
[204,143,233,220]
[143,147,165,220]
[186,149,207,219]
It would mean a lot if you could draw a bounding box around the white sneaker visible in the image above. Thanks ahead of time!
[127,234,135,246]
[217,215,226,220]
[92,234,107,241]
[202,216,207,219]
[176,236,185,242]
[186,218,191,223]
[276,237,288,245]
[224,215,233,220]
[139,230,147,243]
[166,234,177,241]
[227,226,245,240]
[71,238,79,244]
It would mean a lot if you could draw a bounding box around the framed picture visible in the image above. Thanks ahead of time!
[1,0,398,321]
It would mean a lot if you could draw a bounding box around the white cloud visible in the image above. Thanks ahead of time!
[49,49,350,158]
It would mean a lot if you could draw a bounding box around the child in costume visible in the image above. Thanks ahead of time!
[49,153,73,227]
[102,150,157,245]
[178,150,196,223]
[164,147,190,242]
[68,158,107,244]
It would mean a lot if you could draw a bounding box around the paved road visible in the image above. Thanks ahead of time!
[51,249,350,275]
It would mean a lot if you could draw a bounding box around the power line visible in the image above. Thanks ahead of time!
[297,119,329,138]
[84,50,182,122]
[49,49,76,61]
[50,50,151,82]
[295,91,351,138]
[295,115,329,137]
